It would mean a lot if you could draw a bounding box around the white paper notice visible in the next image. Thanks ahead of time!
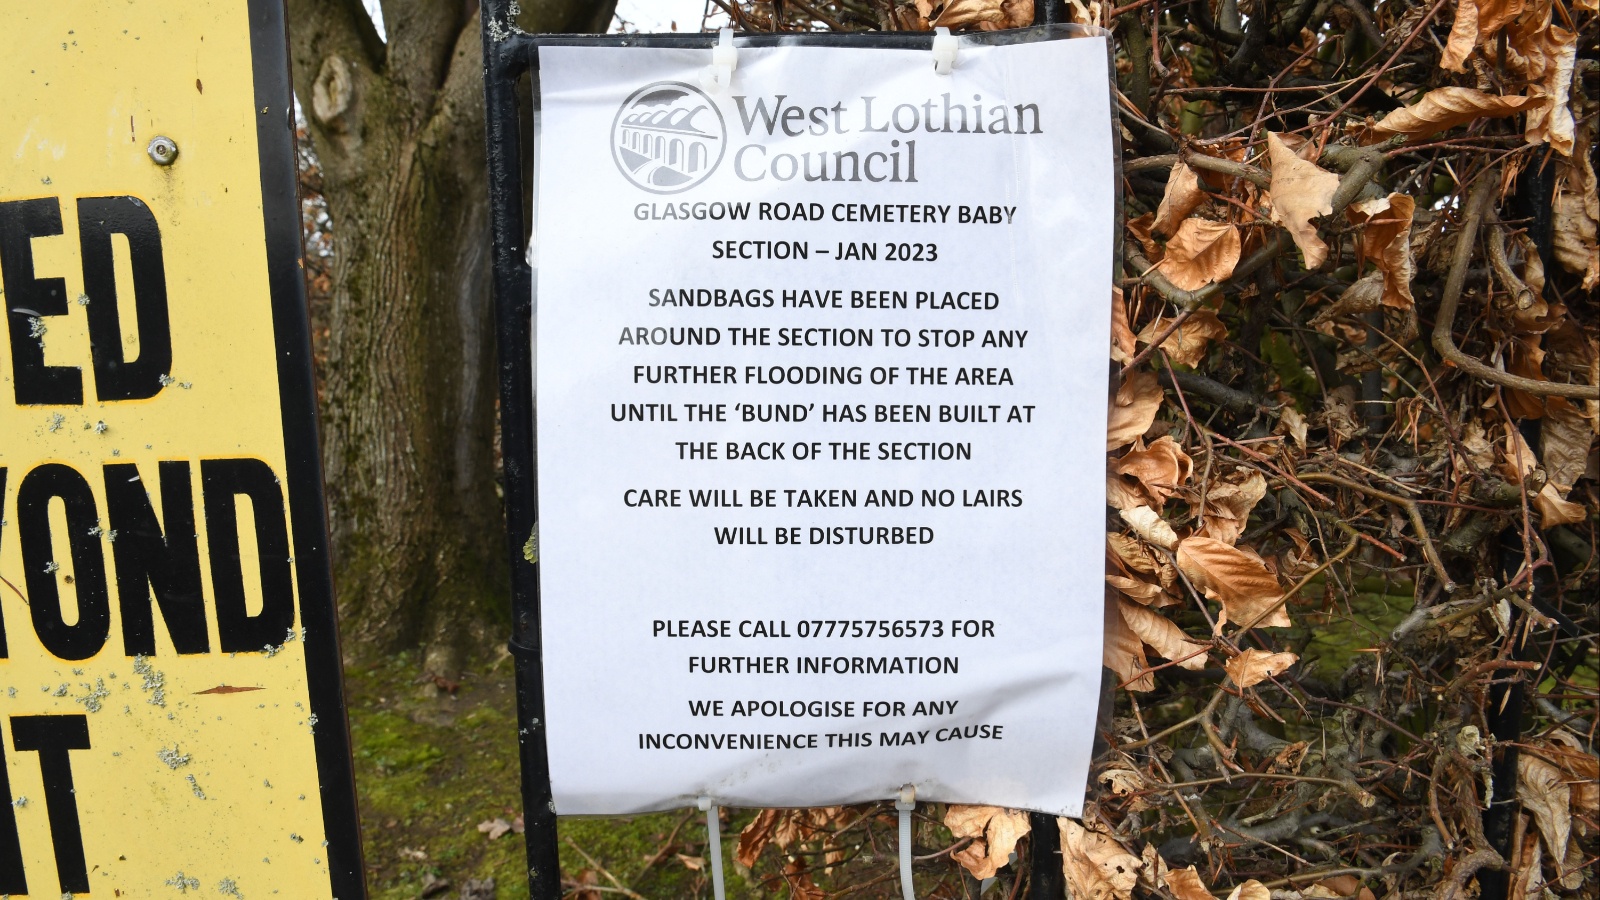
[534,34,1115,816]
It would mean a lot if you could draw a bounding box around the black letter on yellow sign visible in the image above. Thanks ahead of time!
[0,198,83,405]
[0,717,25,895]
[11,715,92,894]
[107,461,210,655]
[19,465,111,661]
[203,458,296,651]
[0,466,8,659]
[78,196,172,399]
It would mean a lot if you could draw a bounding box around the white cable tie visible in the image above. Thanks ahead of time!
[896,784,917,900]
[700,28,738,92]
[699,795,727,900]
[931,27,957,76]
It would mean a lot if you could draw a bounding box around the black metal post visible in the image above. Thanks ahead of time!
[480,2,563,898]
[1478,158,1559,900]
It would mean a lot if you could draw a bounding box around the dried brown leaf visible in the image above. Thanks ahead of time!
[1347,193,1418,308]
[1440,0,1527,70]
[1366,87,1539,144]
[1224,648,1298,688]
[1539,731,1599,815]
[1121,505,1179,551]
[1266,132,1340,269]
[1104,594,1154,691]
[1060,819,1141,900]
[1127,212,1163,261]
[1113,436,1194,508]
[1518,754,1571,864]
[1120,600,1210,671]
[1542,400,1594,492]
[971,0,1033,30]
[1107,370,1163,450]
[1107,467,1151,512]
[1502,428,1588,527]
[930,0,1008,28]
[782,857,825,900]
[946,806,1031,880]
[1110,287,1137,363]
[1107,573,1166,604]
[1553,187,1599,290]
[1516,22,1577,154]
[737,808,782,867]
[1157,219,1241,292]
[1225,881,1271,900]
[1196,468,1268,545]
[1136,309,1229,368]
[1275,407,1308,451]
[1153,162,1206,240]
[1175,536,1290,629]
[1163,866,1215,900]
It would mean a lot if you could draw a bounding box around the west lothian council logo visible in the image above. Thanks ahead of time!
[611,82,726,193]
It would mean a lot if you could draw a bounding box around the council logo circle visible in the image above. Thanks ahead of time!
[611,82,727,194]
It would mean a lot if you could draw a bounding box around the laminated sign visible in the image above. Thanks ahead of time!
[534,30,1116,815]
[0,3,363,898]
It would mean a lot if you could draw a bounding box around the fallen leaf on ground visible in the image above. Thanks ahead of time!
[1266,132,1340,269]
[477,817,512,840]
[1176,536,1290,629]
[1224,648,1298,687]
[1347,193,1417,308]
[1060,818,1142,900]
[1107,371,1163,450]
[565,870,599,900]
[945,805,1031,880]
[1136,308,1229,368]
[1153,162,1206,239]
[1157,219,1241,292]
[1365,87,1538,144]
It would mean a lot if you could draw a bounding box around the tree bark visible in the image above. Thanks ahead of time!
[286,0,615,671]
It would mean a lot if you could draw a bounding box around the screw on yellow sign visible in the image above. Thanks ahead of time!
[0,2,364,897]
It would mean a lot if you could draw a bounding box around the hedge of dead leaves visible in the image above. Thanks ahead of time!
[714,2,1597,899]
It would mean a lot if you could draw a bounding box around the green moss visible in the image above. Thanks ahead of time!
[347,653,777,898]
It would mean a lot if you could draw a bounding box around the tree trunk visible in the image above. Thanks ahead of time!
[286,0,615,672]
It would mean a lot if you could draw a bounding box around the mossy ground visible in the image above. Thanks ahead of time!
[345,652,772,899]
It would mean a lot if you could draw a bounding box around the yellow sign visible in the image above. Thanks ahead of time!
[1,2,364,897]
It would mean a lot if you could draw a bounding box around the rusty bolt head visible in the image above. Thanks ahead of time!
[146,136,179,165]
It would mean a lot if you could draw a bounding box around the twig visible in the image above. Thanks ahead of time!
[1298,472,1456,592]
[563,836,648,900]
[1431,171,1599,400]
